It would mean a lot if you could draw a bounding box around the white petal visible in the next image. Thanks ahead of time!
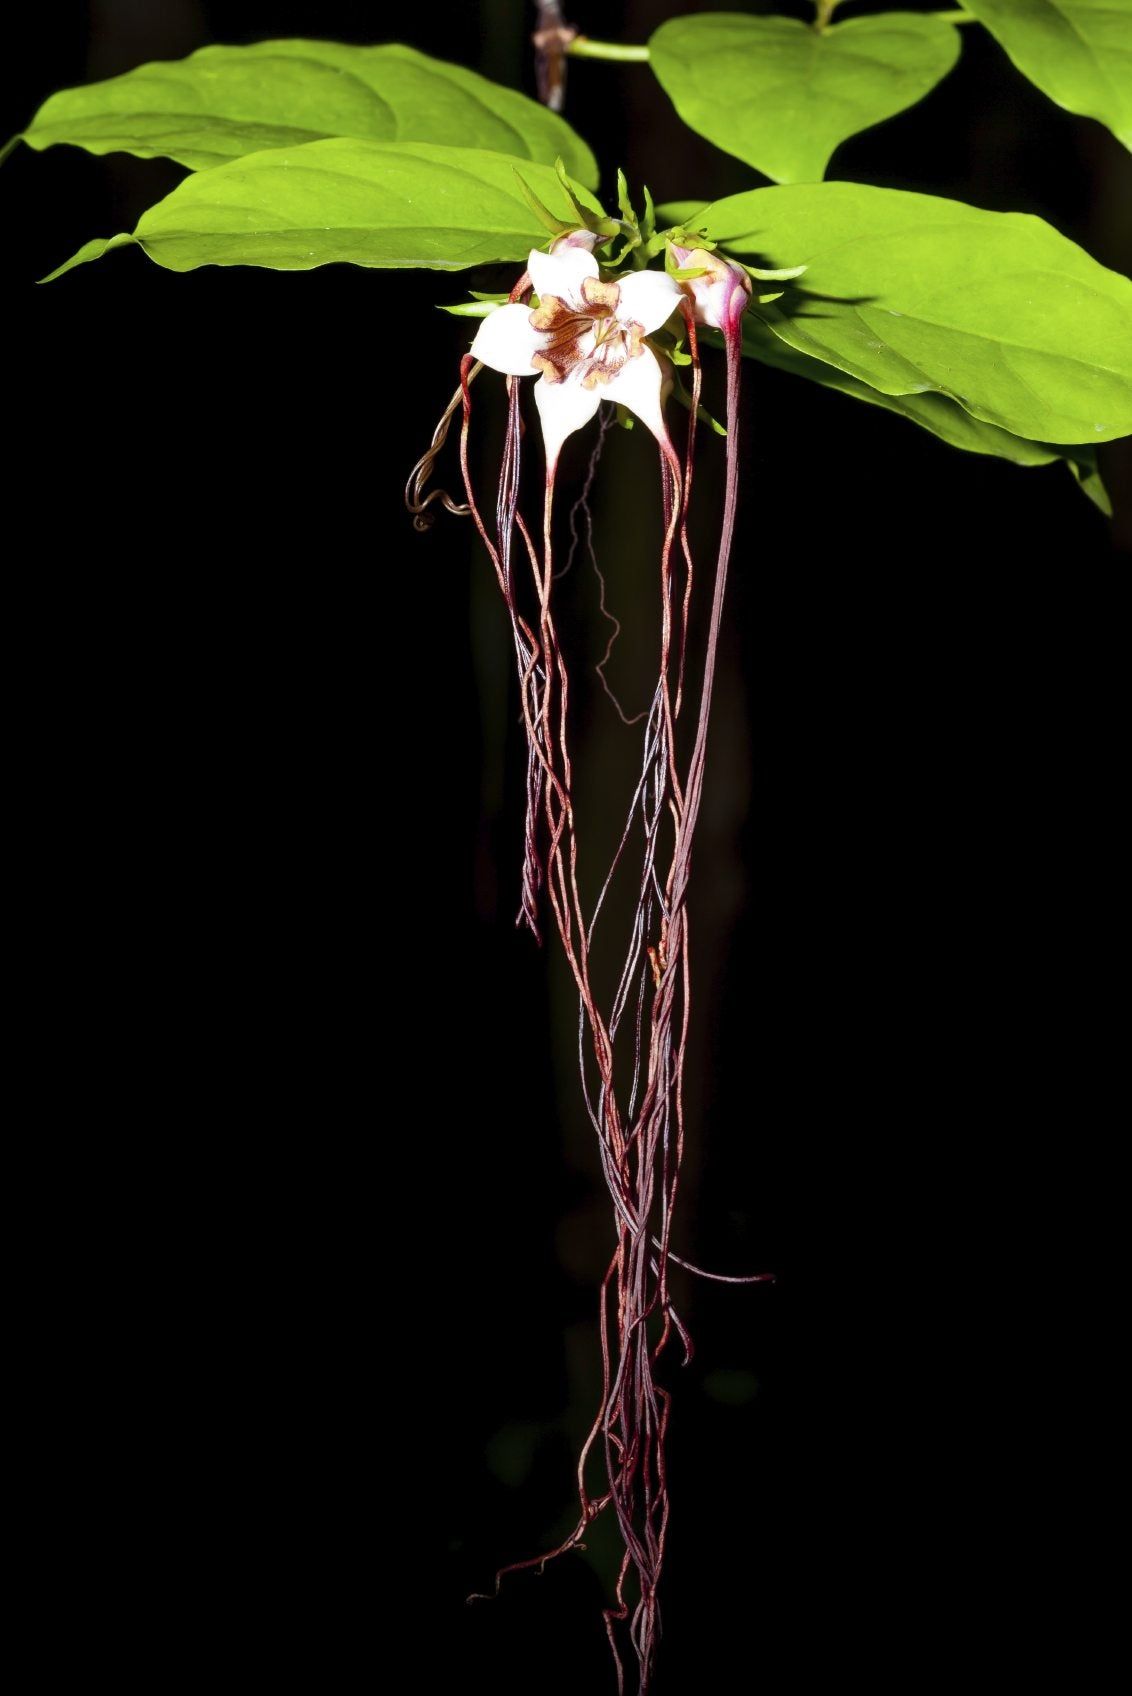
[534,373,602,470]
[528,246,599,311]
[600,346,670,446]
[616,270,683,335]
[470,303,543,377]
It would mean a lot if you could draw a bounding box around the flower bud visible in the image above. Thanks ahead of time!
[669,243,752,335]
[550,229,599,255]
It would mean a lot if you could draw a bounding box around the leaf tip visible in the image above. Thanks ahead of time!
[38,231,135,283]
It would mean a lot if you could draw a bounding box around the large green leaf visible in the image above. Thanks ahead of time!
[961,1,1132,150]
[649,12,961,183]
[661,182,1132,444]
[18,39,598,186]
[732,313,1111,513]
[41,141,603,279]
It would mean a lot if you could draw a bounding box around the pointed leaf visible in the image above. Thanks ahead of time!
[961,1,1132,150]
[39,232,136,283]
[1066,453,1113,516]
[663,182,1132,443]
[42,141,605,279]
[18,39,598,186]
[649,13,961,183]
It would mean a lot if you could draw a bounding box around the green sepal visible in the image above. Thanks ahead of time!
[438,299,503,317]
[512,167,574,236]
[555,154,591,223]
[666,225,716,250]
[555,155,619,237]
[616,167,635,224]
[742,261,808,282]
[658,318,695,367]
[641,184,658,241]
[606,236,639,267]
[662,233,718,275]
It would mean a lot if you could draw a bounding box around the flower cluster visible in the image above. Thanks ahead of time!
[468,232,754,470]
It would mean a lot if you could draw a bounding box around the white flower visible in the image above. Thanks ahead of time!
[470,247,683,469]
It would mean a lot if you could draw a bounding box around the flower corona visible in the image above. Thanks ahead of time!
[470,245,683,467]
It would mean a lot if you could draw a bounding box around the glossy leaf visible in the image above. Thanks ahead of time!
[18,39,598,186]
[961,1,1132,149]
[733,313,1111,513]
[661,182,1132,444]
[41,141,604,280]
[649,12,961,183]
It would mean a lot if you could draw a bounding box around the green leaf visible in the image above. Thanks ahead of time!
[961,1,1132,150]
[41,232,137,279]
[649,12,961,183]
[660,181,1132,444]
[41,141,604,280]
[732,311,1110,511]
[18,39,598,186]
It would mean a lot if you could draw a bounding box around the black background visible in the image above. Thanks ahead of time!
[7,4,1125,1691]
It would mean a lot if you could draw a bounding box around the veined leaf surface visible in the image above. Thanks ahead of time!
[19,40,598,185]
[650,12,961,183]
[42,142,605,279]
[662,182,1132,444]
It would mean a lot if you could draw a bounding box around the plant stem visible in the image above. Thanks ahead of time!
[565,37,650,63]
[564,10,974,65]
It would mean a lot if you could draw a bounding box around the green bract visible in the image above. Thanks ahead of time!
[41,142,605,280]
[960,1,1132,150]
[17,39,599,186]
[661,182,1132,445]
[649,12,962,183]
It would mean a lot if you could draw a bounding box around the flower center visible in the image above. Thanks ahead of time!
[528,275,645,389]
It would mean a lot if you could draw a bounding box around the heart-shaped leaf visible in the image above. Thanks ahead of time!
[961,1,1132,150]
[661,182,1132,444]
[649,12,961,183]
[17,39,598,186]
[41,141,604,280]
[733,312,1111,513]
